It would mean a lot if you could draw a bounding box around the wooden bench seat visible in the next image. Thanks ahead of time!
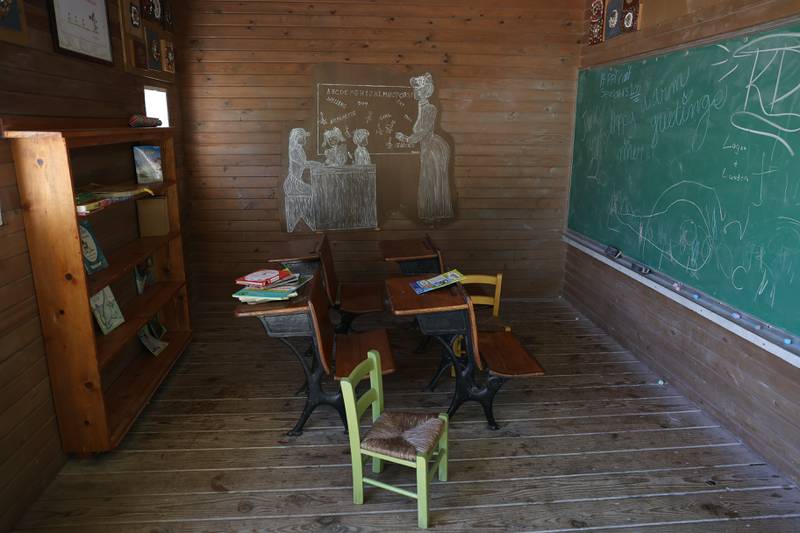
[318,235,385,330]
[334,329,396,379]
[478,331,545,378]
[307,273,396,382]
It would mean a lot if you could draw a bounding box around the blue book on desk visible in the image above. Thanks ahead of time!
[410,269,464,295]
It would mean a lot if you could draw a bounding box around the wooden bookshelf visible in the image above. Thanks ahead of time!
[2,117,191,453]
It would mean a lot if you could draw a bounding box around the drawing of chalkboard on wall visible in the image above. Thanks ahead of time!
[298,65,456,231]
[316,83,416,156]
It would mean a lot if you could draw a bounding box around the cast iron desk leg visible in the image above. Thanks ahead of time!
[278,338,347,436]
[433,334,508,431]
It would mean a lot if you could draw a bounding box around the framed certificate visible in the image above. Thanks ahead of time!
[49,0,113,63]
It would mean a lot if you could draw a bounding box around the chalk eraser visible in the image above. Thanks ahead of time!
[731,312,741,320]
[692,293,700,300]
[783,338,793,345]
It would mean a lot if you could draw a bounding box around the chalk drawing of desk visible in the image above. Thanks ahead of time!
[309,165,377,231]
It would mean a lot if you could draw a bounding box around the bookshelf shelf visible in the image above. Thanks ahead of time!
[87,233,178,295]
[3,117,191,453]
[106,330,191,446]
[96,281,186,369]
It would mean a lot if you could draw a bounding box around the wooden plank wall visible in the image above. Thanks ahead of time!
[0,1,182,529]
[565,0,800,484]
[178,0,584,298]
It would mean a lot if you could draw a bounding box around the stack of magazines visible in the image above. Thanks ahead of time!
[232,265,313,304]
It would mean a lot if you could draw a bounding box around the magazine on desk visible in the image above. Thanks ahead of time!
[410,269,464,295]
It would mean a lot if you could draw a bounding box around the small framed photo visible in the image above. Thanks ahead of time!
[0,0,28,45]
[160,39,175,73]
[49,0,113,63]
[124,0,143,38]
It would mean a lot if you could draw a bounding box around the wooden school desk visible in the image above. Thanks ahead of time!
[267,236,323,275]
[379,235,443,275]
[384,276,504,429]
[234,276,347,436]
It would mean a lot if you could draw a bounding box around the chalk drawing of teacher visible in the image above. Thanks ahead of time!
[396,73,454,222]
[284,128,321,232]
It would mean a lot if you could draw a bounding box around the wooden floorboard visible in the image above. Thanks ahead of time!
[14,300,800,532]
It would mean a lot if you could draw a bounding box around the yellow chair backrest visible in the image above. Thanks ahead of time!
[461,273,503,317]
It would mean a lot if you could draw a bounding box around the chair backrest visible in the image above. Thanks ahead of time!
[424,233,445,274]
[340,350,385,450]
[307,273,335,375]
[317,234,340,305]
[461,273,503,317]
[466,298,484,371]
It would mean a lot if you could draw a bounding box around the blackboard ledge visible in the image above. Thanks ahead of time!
[563,231,800,370]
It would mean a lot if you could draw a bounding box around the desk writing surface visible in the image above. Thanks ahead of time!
[379,238,437,262]
[385,275,467,316]
[267,237,322,263]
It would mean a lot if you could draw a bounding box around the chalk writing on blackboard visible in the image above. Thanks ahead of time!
[316,83,416,156]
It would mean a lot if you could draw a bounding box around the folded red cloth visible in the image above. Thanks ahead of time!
[128,115,162,128]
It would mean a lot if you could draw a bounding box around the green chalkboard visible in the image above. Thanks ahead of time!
[568,22,800,335]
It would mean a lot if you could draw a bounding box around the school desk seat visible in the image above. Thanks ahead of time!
[317,234,385,331]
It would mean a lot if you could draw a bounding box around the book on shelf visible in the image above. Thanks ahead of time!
[410,269,464,295]
[78,219,109,274]
[135,258,155,295]
[232,274,313,304]
[89,286,125,335]
[83,183,156,201]
[235,265,293,288]
[133,146,163,184]
[146,317,167,339]
[138,325,168,356]
[75,192,113,216]
[75,184,155,215]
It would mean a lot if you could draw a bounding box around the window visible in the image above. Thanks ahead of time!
[144,87,170,127]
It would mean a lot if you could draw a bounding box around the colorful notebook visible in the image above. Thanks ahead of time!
[90,287,125,335]
[410,270,464,295]
[78,219,108,274]
[133,146,163,183]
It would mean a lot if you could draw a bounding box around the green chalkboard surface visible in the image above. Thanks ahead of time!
[569,22,800,335]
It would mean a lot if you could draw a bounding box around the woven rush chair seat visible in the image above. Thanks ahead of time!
[362,412,446,462]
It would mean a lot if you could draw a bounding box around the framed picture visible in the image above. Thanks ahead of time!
[49,0,113,63]
[0,0,28,45]
[145,26,161,70]
[160,39,175,73]
[161,0,174,32]
[124,0,143,39]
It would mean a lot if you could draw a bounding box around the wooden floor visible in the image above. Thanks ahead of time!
[13,299,800,532]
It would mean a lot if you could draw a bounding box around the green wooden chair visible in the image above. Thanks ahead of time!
[340,350,449,528]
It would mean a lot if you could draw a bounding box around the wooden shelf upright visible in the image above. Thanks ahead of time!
[1,117,191,453]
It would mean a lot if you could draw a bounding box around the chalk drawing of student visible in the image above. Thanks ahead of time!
[353,128,371,165]
[323,127,349,167]
[284,128,321,232]
[395,72,453,222]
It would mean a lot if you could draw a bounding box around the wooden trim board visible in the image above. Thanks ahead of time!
[563,233,800,370]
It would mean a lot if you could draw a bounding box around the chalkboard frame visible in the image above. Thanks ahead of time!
[564,230,800,369]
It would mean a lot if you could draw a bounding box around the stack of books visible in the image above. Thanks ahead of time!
[232,265,313,304]
[75,184,155,215]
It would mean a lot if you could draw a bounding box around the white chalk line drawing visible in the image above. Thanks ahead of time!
[284,126,377,233]
[316,83,416,156]
[713,33,800,156]
[395,73,454,222]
